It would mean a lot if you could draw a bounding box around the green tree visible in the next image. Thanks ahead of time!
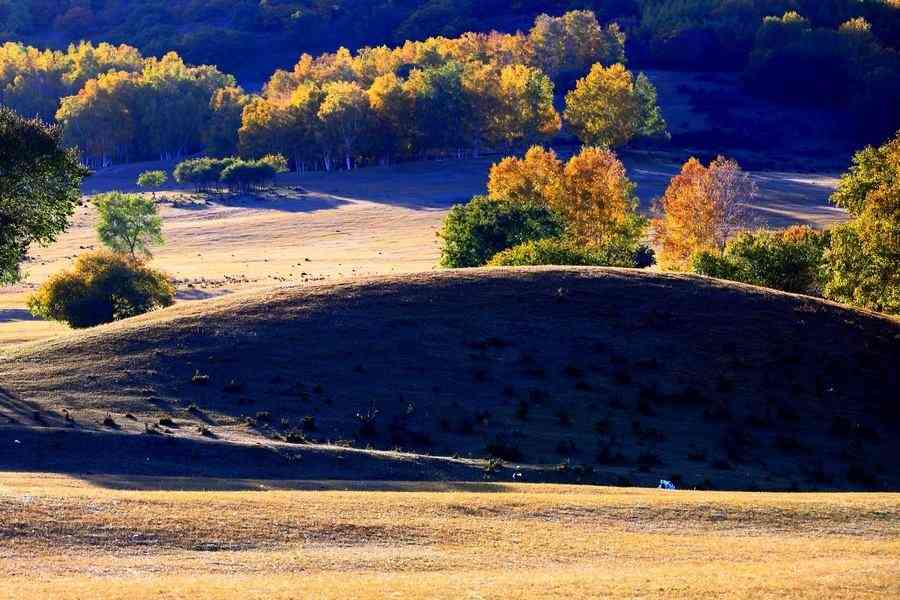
[634,72,669,140]
[821,133,900,313]
[0,107,89,284]
[488,237,632,267]
[95,192,164,258]
[691,226,829,294]
[136,170,167,199]
[439,195,563,268]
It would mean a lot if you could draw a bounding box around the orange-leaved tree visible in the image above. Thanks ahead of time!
[652,156,757,270]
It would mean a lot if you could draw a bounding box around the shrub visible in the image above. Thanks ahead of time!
[691,225,829,294]
[27,250,175,328]
[439,195,563,267]
[136,170,167,191]
[173,157,238,192]
[220,159,278,192]
[488,236,642,268]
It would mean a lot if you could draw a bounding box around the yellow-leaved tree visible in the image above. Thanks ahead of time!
[564,63,640,148]
[487,145,563,206]
[486,145,645,264]
[555,146,644,253]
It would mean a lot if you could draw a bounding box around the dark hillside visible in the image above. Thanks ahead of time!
[2,268,898,490]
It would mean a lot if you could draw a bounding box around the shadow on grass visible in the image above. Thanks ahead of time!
[0,426,510,492]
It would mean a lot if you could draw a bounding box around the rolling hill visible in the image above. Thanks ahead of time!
[2,267,898,490]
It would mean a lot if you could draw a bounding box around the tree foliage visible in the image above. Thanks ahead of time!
[0,106,88,283]
[691,226,829,294]
[821,131,900,313]
[652,156,757,270]
[27,249,175,328]
[137,170,167,190]
[95,192,163,258]
[439,195,563,268]
[488,237,633,268]
[487,145,646,260]
[564,63,666,148]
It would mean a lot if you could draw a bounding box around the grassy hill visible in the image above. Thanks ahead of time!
[2,268,897,490]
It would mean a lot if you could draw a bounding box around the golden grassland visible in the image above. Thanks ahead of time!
[1,473,897,599]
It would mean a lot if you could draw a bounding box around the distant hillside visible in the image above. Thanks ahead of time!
[4,1,899,80]
[2,268,897,490]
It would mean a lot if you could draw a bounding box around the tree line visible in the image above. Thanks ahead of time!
[441,132,900,315]
[2,11,666,171]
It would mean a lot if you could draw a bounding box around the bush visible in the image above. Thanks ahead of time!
[173,157,238,192]
[136,170,167,190]
[691,226,829,294]
[27,250,175,328]
[439,195,563,268]
[220,159,278,192]
[488,237,641,268]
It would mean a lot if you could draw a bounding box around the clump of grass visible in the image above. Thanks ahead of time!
[102,414,117,428]
[284,431,308,444]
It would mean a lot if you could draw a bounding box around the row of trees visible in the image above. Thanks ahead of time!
[173,156,287,193]
[652,136,898,314]
[0,41,235,165]
[744,12,900,140]
[3,11,666,171]
[235,11,654,171]
[440,132,899,315]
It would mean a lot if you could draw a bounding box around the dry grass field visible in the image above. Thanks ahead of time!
[0,151,842,346]
[0,473,897,599]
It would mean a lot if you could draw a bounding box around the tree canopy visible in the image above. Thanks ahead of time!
[0,106,88,283]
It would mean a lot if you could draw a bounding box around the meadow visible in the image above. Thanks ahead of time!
[1,473,898,599]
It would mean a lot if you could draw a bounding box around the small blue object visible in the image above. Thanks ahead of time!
[658,479,676,490]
